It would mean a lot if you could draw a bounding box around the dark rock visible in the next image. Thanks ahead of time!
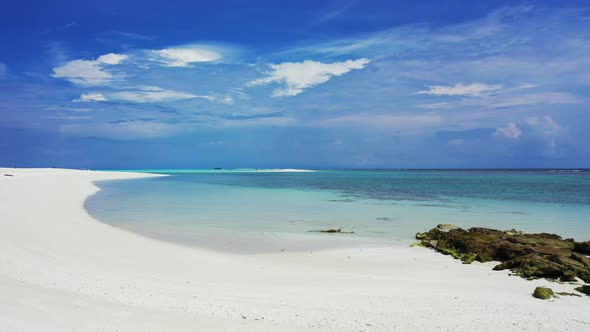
[533,286,555,300]
[575,285,590,296]
[574,241,590,255]
[415,226,590,282]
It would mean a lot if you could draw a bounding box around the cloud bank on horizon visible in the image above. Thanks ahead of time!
[0,1,589,168]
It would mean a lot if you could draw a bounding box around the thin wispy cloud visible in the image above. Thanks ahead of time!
[313,0,357,25]
[110,86,214,103]
[96,30,153,41]
[418,83,502,97]
[313,113,443,131]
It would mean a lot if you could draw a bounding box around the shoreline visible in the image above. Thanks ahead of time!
[1,168,588,331]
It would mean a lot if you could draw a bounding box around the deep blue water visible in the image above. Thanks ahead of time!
[150,169,590,205]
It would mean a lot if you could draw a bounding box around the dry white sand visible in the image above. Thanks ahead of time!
[0,168,588,331]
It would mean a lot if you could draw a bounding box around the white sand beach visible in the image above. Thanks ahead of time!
[0,168,588,331]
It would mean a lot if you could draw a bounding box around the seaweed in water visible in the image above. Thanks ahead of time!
[309,228,355,234]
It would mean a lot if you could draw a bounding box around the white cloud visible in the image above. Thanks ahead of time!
[96,53,128,65]
[73,92,107,102]
[111,86,213,103]
[494,122,522,139]
[248,58,371,97]
[51,53,128,85]
[418,83,502,97]
[151,46,221,67]
[219,95,234,104]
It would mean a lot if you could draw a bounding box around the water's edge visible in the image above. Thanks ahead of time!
[85,170,590,253]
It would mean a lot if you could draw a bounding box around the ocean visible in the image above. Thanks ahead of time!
[85,169,590,252]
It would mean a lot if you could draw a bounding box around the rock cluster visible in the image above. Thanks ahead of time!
[415,226,590,283]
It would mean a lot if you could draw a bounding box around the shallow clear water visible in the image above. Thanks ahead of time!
[86,170,590,251]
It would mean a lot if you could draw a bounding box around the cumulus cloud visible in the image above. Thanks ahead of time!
[418,83,502,97]
[110,86,214,103]
[494,122,522,139]
[51,53,128,85]
[494,116,563,151]
[151,46,221,67]
[248,58,370,97]
[74,92,107,102]
[526,116,562,136]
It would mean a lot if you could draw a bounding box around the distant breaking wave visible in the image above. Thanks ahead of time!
[251,169,315,173]
[114,168,317,174]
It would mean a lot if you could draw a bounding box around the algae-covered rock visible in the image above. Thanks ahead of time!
[415,226,590,283]
[575,285,590,296]
[436,224,458,231]
[533,286,555,300]
[574,241,590,255]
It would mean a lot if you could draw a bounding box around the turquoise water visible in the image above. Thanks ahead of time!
[86,170,590,250]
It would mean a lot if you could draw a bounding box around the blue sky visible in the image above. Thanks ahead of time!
[1,1,589,168]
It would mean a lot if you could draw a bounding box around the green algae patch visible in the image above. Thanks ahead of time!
[533,287,555,300]
[557,292,581,297]
[309,228,355,234]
